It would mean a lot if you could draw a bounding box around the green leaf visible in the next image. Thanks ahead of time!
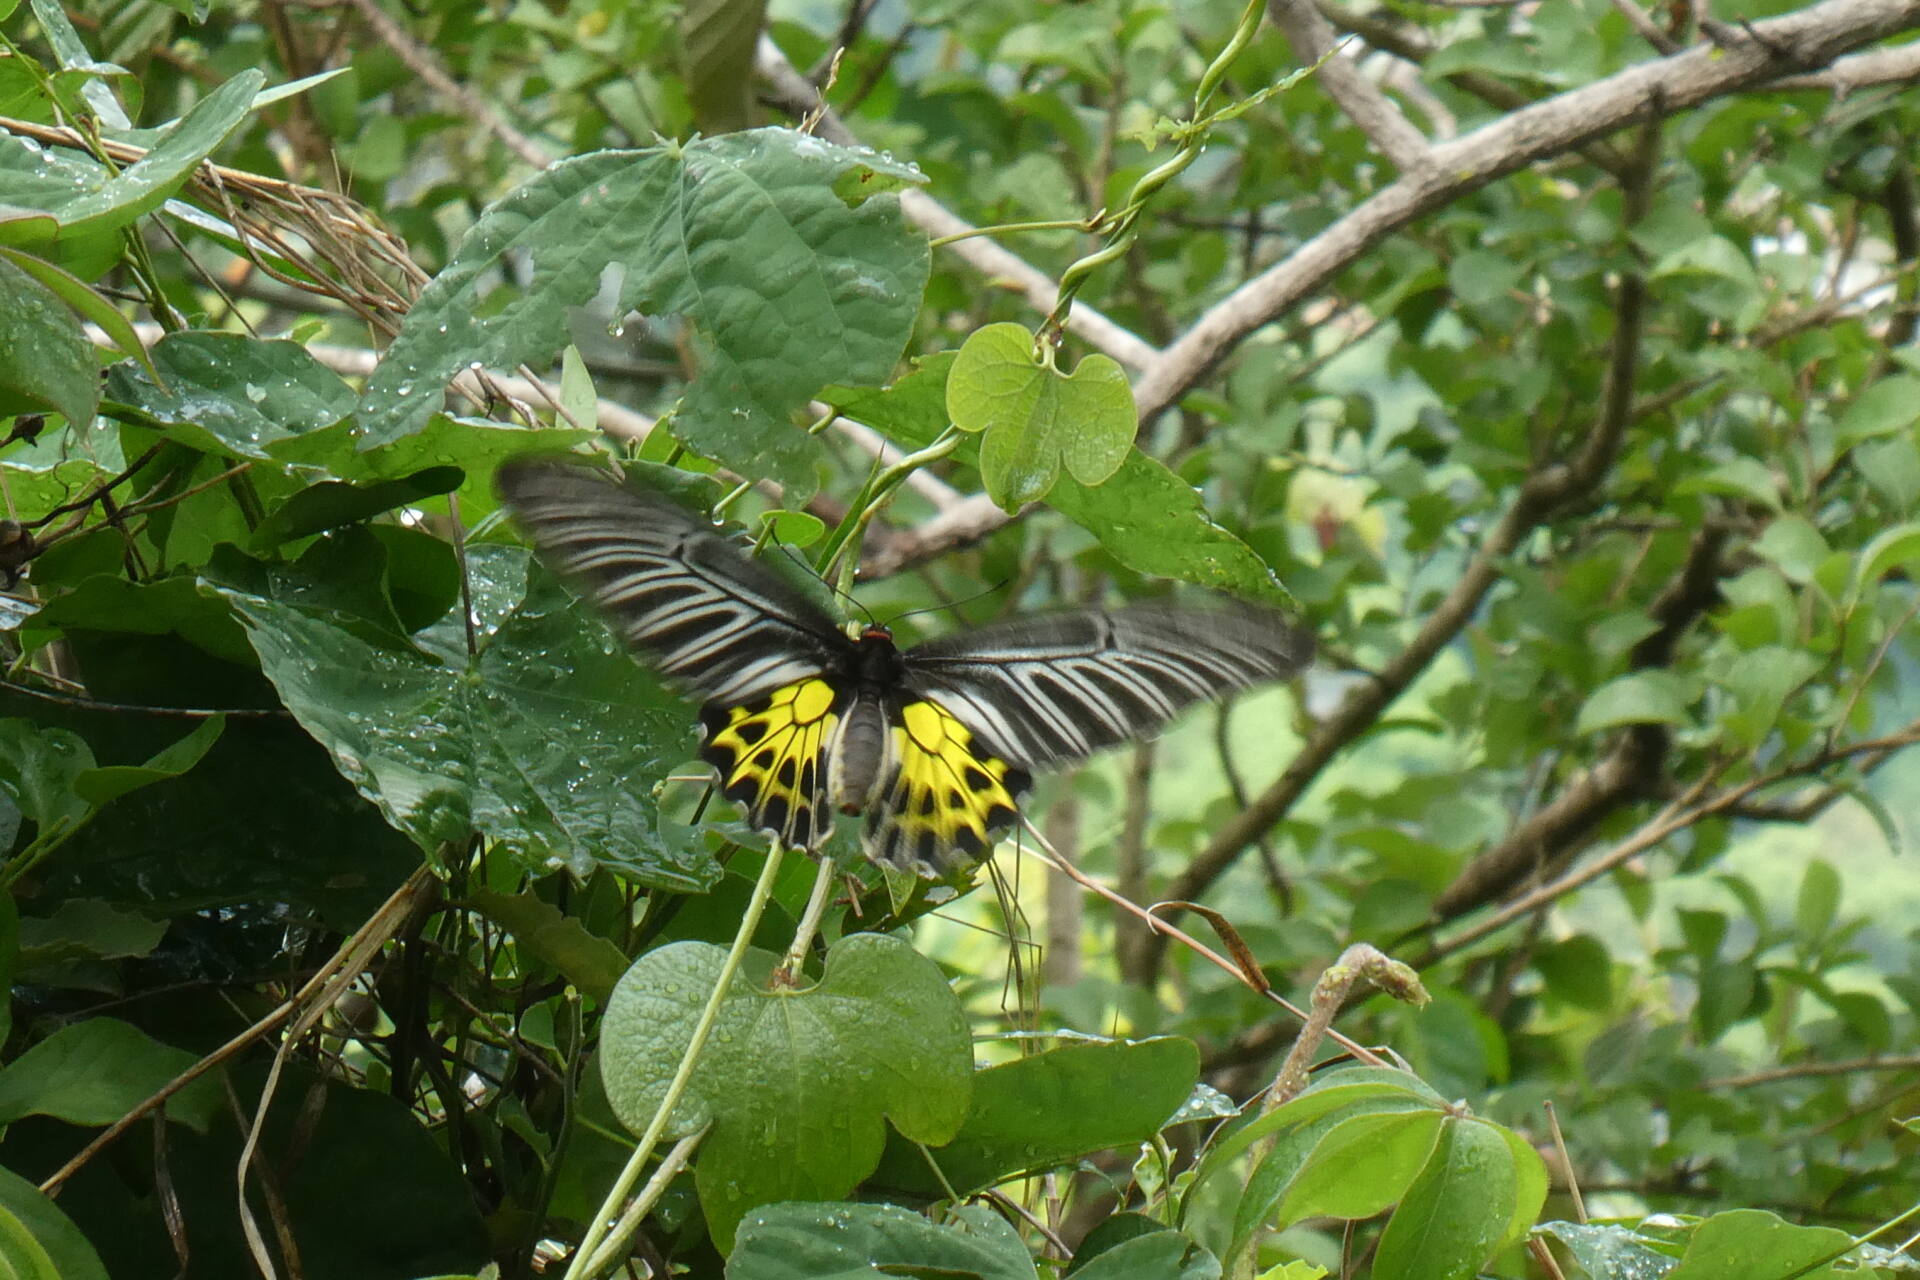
[23,575,255,666]
[273,413,593,485]
[1752,515,1829,585]
[729,1202,1038,1280]
[0,720,92,837]
[1694,959,1756,1043]
[1666,1209,1853,1280]
[1574,670,1694,734]
[1492,1121,1550,1250]
[1371,1117,1520,1280]
[218,549,707,887]
[948,322,1135,510]
[0,1017,218,1130]
[467,888,628,1004]
[357,129,929,497]
[1851,520,1920,597]
[832,354,1295,603]
[1275,1107,1446,1227]
[1533,934,1614,1011]
[1795,860,1841,941]
[1051,448,1298,607]
[1857,435,1920,512]
[1537,1222,1682,1279]
[16,899,166,973]
[71,712,224,805]
[0,254,96,425]
[1712,644,1820,749]
[600,934,972,1250]
[1069,1229,1220,1280]
[0,246,150,377]
[0,1167,106,1280]
[1835,376,1920,447]
[1673,456,1780,510]
[1448,250,1524,309]
[44,70,263,238]
[250,468,465,551]
[0,1202,61,1280]
[102,330,356,460]
[870,1037,1200,1197]
[1222,1094,1435,1258]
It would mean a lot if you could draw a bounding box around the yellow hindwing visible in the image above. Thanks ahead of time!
[699,678,840,848]
[865,698,1027,873]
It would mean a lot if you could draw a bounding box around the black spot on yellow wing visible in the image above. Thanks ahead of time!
[863,698,1031,874]
[699,678,842,849]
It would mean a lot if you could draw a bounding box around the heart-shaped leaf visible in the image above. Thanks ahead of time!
[600,932,972,1250]
[947,322,1134,510]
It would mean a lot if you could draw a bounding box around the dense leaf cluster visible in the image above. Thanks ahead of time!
[0,0,1918,1278]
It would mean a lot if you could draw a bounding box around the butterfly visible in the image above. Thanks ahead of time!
[496,458,1314,876]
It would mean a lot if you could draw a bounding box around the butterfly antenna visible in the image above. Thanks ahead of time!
[774,542,878,627]
[884,578,1012,627]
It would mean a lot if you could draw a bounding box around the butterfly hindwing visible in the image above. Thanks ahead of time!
[699,678,842,850]
[864,697,1030,875]
[900,601,1313,769]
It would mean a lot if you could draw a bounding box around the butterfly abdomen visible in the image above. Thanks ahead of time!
[829,693,890,814]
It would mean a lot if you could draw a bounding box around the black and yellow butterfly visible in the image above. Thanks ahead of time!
[496,458,1313,875]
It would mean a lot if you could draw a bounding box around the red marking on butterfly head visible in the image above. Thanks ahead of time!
[860,624,893,644]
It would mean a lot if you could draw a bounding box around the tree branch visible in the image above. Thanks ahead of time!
[1146,189,1655,966]
[1430,523,1727,919]
[1267,0,1432,170]
[861,0,1920,577]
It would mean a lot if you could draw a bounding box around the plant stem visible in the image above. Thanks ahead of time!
[778,856,839,983]
[562,840,788,1280]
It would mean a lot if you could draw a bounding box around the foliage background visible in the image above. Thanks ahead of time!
[2,0,1920,1277]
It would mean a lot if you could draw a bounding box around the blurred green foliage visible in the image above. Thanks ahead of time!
[1,0,1919,1276]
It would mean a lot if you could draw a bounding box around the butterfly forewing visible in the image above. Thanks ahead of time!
[496,460,846,706]
[901,603,1313,768]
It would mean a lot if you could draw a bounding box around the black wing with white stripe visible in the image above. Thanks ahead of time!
[495,459,847,705]
[900,602,1313,767]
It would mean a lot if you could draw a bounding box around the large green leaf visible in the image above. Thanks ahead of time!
[1665,1209,1853,1280]
[0,1167,105,1280]
[218,547,705,887]
[357,129,929,495]
[0,1017,218,1130]
[4,70,262,240]
[467,887,628,1004]
[600,934,972,1250]
[948,322,1134,510]
[102,330,357,460]
[729,1203,1037,1280]
[1372,1116,1536,1280]
[0,254,95,426]
[870,1037,1199,1197]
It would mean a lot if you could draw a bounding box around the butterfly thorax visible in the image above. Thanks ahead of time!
[828,626,906,814]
